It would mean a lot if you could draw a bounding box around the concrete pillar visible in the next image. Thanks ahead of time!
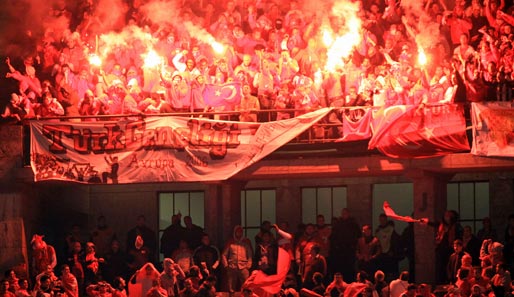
[347,184,373,226]
[204,183,223,247]
[219,181,246,245]
[489,176,514,242]
[407,170,451,284]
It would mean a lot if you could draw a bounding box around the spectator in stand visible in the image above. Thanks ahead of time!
[325,273,349,297]
[159,258,185,297]
[375,213,401,281]
[15,279,30,297]
[3,271,19,295]
[301,245,327,290]
[476,217,497,242]
[330,208,361,283]
[161,214,186,259]
[193,234,220,276]
[178,278,197,297]
[83,242,104,286]
[60,264,79,297]
[356,224,381,277]
[490,263,512,297]
[128,263,160,297]
[102,239,129,284]
[195,275,217,297]
[221,225,253,294]
[31,234,57,280]
[183,216,203,250]
[111,277,127,297]
[236,84,260,122]
[171,240,193,275]
[126,215,156,263]
[434,210,463,284]
[400,284,417,297]
[447,239,469,283]
[35,91,65,118]
[374,270,389,297]
[462,225,481,266]
[1,94,28,123]
[90,215,116,258]
[389,271,410,297]
[253,230,277,275]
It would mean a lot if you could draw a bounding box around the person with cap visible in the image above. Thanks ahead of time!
[221,225,253,294]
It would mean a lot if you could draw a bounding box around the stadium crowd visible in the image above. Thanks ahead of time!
[1,210,514,297]
[2,0,514,127]
[1,0,514,295]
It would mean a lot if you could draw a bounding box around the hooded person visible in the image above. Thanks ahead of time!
[221,225,253,294]
[31,234,57,278]
[128,262,160,297]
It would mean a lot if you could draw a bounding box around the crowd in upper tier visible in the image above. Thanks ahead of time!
[2,0,514,126]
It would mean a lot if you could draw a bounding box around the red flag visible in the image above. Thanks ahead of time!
[242,247,291,296]
[336,107,372,142]
[368,104,469,158]
[383,201,420,223]
[202,82,242,108]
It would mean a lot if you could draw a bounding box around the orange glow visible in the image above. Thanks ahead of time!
[211,41,226,55]
[143,49,162,68]
[88,54,102,67]
[418,47,427,66]
[323,1,362,72]
[322,29,334,47]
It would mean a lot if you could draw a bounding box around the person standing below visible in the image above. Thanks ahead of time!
[183,216,203,250]
[195,276,217,297]
[31,234,57,280]
[389,271,410,297]
[375,214,401,281]
[301,245,327,290]
[221,225,253,294]
[447,239,469,284]
[126,215,156,263]
[490,264,512,297]
[330,208,361,282]
[314,215,331,263]
[160,214,185,259]
[193,234,220,276]
[159,258,185,297]
[356,225,381,277]
[90,215,116,258]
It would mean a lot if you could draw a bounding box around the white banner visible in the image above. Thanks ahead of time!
[471,102,514,157]
[30,108,332,183]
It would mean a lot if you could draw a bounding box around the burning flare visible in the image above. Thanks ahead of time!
[211,41,226,55]
[143,49,162,68]
[88,54,102,67]
[324,2,362,72]
[418,47,427,66]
